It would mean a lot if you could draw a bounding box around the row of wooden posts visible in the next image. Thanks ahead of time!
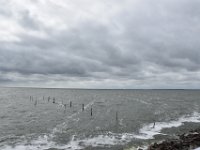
[29,96,155,127]
[30,96,93,117]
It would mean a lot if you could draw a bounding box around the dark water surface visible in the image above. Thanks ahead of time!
[0,88,200,150]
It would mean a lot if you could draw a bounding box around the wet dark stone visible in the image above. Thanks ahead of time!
[148,128,200,150]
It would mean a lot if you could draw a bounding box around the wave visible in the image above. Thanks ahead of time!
[1,112,200,150]
[1,135,82,150]
[135,112,200,139]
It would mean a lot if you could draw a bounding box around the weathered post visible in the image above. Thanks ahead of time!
[116,111,118,122]
[91,106,93,116]
[153,121,156,128]
[70,101,72,108]
[82,104,84,111]
[115,111,119,132]
[34,100,37,107]
[53,97,55,103]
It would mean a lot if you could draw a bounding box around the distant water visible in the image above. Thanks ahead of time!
[0,88,200,150]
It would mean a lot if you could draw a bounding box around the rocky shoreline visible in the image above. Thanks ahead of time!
[147,129,200,150]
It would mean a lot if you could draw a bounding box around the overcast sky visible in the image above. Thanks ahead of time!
[0,0,200,89]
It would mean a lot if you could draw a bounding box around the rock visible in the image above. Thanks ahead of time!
[148,128,200,150]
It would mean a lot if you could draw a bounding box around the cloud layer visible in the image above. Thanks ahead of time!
[0,0,200,88]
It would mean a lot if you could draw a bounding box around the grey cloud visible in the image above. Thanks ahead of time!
[11,22,141,77]
[0,77,12,83]
[0,0,200,88]
[18,10,41,30]
[115,0,200,71]
[0,0,12,17]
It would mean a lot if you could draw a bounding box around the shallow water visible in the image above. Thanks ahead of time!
[0,88,200,150]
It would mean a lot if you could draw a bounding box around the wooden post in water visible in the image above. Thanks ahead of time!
[53,97,55,103]
[115,111,119,132]
[82,104,84,111]
[153,121,155,128]
[91,106,93,116]
[64,104,67,113]
[30,96,33,101]
[70,101,72,108]
[34,100,37,106]
[116,111,118,122]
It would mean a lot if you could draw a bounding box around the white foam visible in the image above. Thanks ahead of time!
[2,112,200,150]
[135,112,200,139]
[80,135,120,147]
[77,112,200,147]
[1,101,96,150]
[52,101,95,134]
[1,132,134,150]
[124,146,148,150]
[1,135,83,150]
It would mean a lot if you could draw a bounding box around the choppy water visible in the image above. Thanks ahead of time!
[0,88,200,150]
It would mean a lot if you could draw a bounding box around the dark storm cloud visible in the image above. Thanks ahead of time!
[5,22,141,78]
[0,0,200,88]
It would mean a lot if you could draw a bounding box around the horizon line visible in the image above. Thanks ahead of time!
[0,86,200,90]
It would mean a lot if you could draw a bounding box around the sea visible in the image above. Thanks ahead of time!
[0,87,200,150]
